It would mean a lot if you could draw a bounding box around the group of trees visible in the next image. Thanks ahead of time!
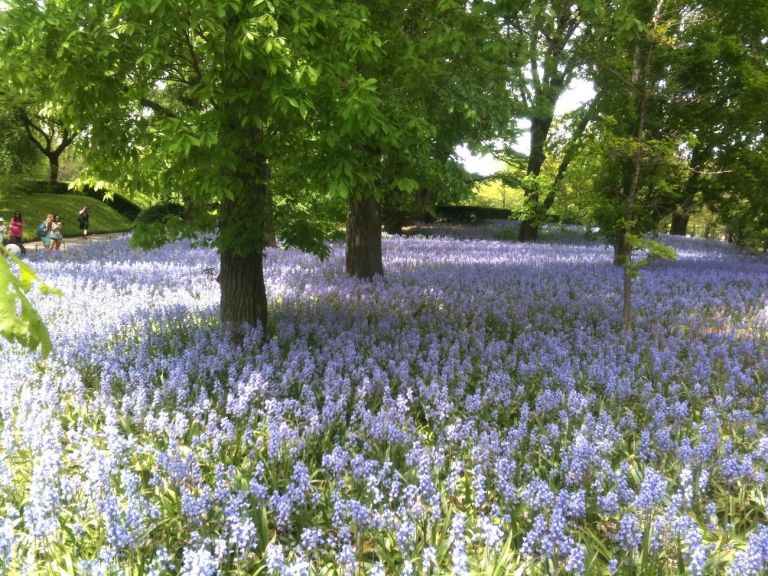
[1,0,766,337]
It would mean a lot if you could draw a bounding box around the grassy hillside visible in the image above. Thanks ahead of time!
[0,191,133,241]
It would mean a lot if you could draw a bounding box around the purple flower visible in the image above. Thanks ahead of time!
[614,513,643,551]
[634,468,668,512]
[729,525,768,576]
[180,544,218,576]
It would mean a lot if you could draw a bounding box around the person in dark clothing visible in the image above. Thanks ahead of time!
[78,205,90,237]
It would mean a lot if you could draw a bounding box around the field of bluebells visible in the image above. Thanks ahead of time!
[1,230,768,575]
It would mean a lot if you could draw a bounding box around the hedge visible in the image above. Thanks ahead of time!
[434,204,512,223]
[15,180,142,220]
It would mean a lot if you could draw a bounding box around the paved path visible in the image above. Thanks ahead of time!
[20,232,128,253]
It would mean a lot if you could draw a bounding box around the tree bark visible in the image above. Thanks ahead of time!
[622,266,633,329]
[621,0,664,330]
[518,219,540,242]
[541,112,592,213]
[613,231,630,266]
[668,146,709,236]
[218,246,267,330]
[517,115,551,242]
[346,193,383,279]
[216,138,270,332]
[515,6,580,243]
[670,212,689,236]
[48,154,59,183]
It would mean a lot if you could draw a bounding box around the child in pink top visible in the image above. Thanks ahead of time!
[9,211,27,255]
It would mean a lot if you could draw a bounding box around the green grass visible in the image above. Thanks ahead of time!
[0,191,133,242]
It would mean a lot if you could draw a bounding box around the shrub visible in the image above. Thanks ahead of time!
[13,180,70,195]
[134,203,186,224]
[82,188,142,221]
[435,204,512,223]
[131,203,187,249]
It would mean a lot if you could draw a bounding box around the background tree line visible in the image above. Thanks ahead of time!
[1,0,766,335]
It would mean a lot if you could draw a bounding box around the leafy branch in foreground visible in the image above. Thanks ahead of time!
[624,232,677,279]
[0,248,61,357]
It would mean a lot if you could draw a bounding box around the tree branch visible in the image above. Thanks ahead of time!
[140,98,179,118]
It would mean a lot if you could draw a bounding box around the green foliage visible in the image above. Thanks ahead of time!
[131,203,188,250]
[0,248,59,357]
[487,1,598,233]
[3,0,366,253]
[471,178,526,211]
[0,107,42,176]
[133,202,185,225]
[305,0,514,224]
[624,232,677,278]
[576,0,768,246]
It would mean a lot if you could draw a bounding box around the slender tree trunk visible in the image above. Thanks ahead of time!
[613,230,630,266]
[622,266,633,329]
[346,193,383,278]
[17,110,76,184]
[670,213,689,235]
[621,0,664,330]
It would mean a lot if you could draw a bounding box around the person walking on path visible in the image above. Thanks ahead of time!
[0,217,6,244]
[49,214,63,250]
[39,214,53,250]
[78,205,90,237]
[9,211,26,255]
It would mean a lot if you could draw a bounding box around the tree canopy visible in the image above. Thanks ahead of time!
[0,0,766,342]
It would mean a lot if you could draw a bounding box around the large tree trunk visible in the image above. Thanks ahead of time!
[218,247,267,330]
[518,219,539,242]
[668,146,709,237]
[346,193,383,279]
[670,212,689,236]
[217,142,270,332]
[47,153,59,183]
[517,116,551,242]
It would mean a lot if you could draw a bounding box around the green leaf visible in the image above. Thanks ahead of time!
[392,177,419,193]
[0,250,59,357]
